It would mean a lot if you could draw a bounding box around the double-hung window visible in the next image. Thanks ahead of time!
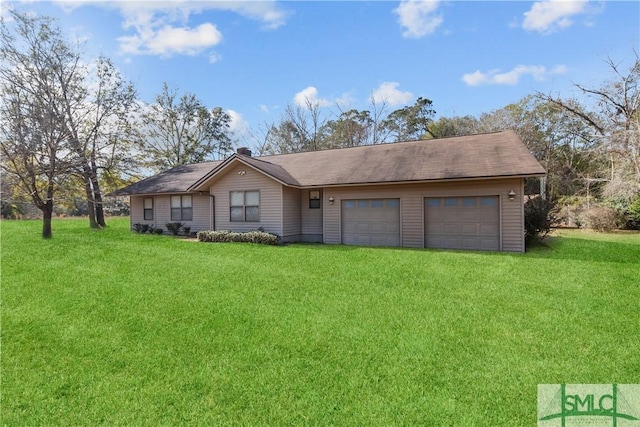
[171,195,193,221]
[143,197,154,220]
[309,190,321,209]
[230,191,259,222]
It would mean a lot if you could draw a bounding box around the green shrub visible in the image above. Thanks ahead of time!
[197,230,282,245]
[628,196,640,229]
[154,228,164,235]
[182,226,191,236]
[579,207,622,232]
[165,222,184,235]
[133,223,154,233]
[524,197,558,245]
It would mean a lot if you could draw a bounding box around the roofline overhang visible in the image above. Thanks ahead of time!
[116,172,545,196]
[107,190,202,197]
[280,172,547,189]
[188,155,293,191]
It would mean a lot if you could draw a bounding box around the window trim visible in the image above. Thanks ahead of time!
[143,197,154,221]
[230,190,260,222]
[309,190,321,209]
[170,195,193,221]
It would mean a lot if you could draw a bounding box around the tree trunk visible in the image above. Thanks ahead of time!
[94,186,105,227]
[42,202,53,239]
[84,178,98,229]
[91,163,106,227]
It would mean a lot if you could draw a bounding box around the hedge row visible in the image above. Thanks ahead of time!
[197,230,282,245]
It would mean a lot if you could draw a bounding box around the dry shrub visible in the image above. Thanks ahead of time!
[579,207,621,232]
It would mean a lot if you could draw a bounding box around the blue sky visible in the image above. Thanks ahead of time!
[3,1,639,145]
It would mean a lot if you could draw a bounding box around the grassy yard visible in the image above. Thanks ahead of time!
[1,218,638,425]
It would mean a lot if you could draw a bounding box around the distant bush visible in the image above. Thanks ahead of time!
[555,196,591,228]
[154,228,164,235]
[197,230,282,245]
[628,196,640,229]
[133,223,154,233]
[579,207,622,232]
[165,222,185,236]
[524,197,558,245]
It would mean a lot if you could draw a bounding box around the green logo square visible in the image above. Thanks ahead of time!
[538,384,640,426]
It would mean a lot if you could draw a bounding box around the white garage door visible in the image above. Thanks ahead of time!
[425,196,500,251]
[342,199,400,247]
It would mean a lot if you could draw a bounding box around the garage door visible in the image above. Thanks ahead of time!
[342,199,400,246]
[425,196,500,251]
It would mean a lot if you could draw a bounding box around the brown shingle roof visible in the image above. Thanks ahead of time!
[191,130,545,190]
[114,131,545,196]
[110,161,222,196]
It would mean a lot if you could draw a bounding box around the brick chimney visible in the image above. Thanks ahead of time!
[236,147,252,157]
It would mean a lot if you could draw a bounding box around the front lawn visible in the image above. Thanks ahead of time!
[1,218,638,425]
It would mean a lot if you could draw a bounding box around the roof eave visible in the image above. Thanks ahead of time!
[189,155,299,191]
[295,172,546,189]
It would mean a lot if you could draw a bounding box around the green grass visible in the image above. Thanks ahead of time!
[1,218,638,425]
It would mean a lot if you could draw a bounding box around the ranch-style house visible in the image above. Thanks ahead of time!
[112,130,546,252]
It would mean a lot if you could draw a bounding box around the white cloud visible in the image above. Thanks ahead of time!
[335,91,356,107]
[293,86,332,107]
[208,52,221,64]
[523,0,589,33]
[462,64,567,86]
[119,23,222,57]
[50,0,288,58]
[371,82,413,105]
[227,109,250,138]
[394,0,443,39]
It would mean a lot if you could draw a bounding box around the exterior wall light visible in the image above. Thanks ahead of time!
[329,197,334,205]
[508,190,516,201]
[238,170,246,176]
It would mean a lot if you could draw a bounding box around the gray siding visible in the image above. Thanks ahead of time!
[209,164,283,236]
[501,179,525,252]
[130,196,145,228]
[322,178,525,252]
[191,194,212,232]
[282,186,301,241]
[128,194,210,233]
[301,189,323,242]
[132,175,526,251]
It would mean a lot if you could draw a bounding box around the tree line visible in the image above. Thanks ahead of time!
[0,12,234,237]
[2,11,639,237]
[254,60,639,225]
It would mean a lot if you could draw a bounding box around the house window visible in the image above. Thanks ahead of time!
[309,190,321,209]
[143,197,154,220]
[230,190,259,222]
[171,195,192,221]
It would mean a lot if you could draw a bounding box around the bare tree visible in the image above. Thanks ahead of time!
[0,13,74,237]
[248,121,276,156]
[285,99,327,151]
[263,101,328,154]
[1,11,138,230]
[138,83,232,172]
[369,96,391,145]
[541,52,640,201]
